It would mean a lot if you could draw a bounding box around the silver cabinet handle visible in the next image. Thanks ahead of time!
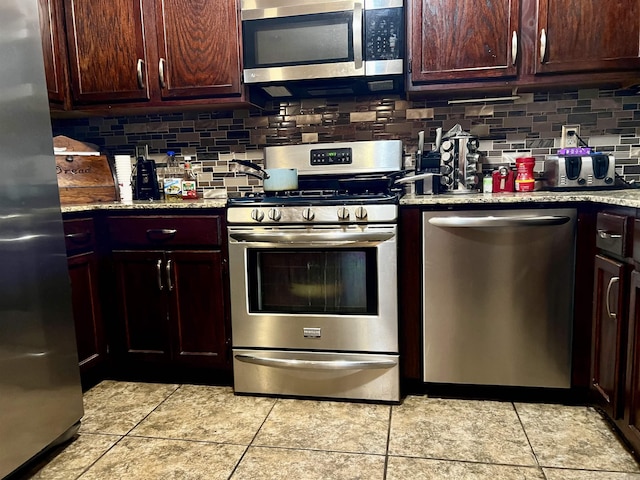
[511,31,518,65]
[159,58,166,89]
[540,28,547,63]
[428,215,571,228]
[598,229,623,239]
[353,3,363,70]
[136,59,145,89]
[146,228,177,241]
[235,354,396,370]
[156,259,163,291]
[64,231,92,243]
[165,259,173,292]
[606,276,619,320]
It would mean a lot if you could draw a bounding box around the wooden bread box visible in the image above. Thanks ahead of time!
[54,136,118,205]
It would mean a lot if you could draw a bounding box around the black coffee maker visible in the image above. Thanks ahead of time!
[133,145,160,200]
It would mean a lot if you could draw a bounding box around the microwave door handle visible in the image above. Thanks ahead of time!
[353,2,363,70]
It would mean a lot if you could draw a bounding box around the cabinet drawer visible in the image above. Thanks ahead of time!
[63,218,95,253]
[108,215,222,248]
[596,212,632,258]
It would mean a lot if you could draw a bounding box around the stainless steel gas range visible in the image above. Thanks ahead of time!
[227,140,402,402]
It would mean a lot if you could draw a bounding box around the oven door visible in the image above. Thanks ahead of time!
[241,1,364,83]
[228,224,398,353]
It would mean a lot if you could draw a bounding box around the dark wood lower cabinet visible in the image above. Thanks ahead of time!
[111,249,229,369]
[622,270,640,452]
[67,251,106,373]
[591,253,629,419]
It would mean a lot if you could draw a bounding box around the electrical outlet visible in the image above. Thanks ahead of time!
[561,125,580,148]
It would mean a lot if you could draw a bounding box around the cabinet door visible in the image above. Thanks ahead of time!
[64,0,150,103]
[592,254,628,419]
[112,251,170,363]
[68,252,106,373]
[155,0,242,99]
[409,0,519,83]
[38,0,68,105]
[624,270,640,452]
[167,251,229,367]
[535,0,640,74]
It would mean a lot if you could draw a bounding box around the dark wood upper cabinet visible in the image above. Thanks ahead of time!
[407,0,640,93]
[409,0,520,83]
[64,0,150,104]
[534,0,640,75]
[155,0,242,99]
[62,0,243,108]
[38,0,70,107]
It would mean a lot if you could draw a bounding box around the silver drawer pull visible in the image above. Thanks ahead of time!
[598,229,622,240]
[606,276,619,320]
[156,259,163,291]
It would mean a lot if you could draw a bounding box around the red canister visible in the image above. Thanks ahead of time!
[515,157,536,192]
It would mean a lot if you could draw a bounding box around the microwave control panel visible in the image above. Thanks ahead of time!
[365,8,403,61]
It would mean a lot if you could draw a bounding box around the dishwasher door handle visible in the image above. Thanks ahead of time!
[428,215,571,228]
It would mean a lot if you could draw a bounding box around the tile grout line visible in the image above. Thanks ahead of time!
[511,401,548,480]
[383,404,393,480]
[73,382,182,480]
[226,396,279,479]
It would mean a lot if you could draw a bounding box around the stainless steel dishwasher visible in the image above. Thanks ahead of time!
[422,208,577,388]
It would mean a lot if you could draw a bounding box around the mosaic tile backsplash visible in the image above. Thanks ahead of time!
[51,87,640,197]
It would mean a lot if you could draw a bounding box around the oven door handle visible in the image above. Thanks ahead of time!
[235,354,397,370]
[229,231,394,244]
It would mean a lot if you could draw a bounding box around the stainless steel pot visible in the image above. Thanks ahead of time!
[233,159,298,192]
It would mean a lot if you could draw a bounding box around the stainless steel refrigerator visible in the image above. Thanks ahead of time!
[0,1,84,478]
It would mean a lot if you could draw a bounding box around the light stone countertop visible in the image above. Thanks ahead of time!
[61,189,640,214]
[400,189,640,209]
[61,198,227,213]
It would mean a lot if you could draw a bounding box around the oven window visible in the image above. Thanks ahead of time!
[243,12,353,68]
[247,249,377,314]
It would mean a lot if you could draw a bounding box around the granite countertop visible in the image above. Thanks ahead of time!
[61,198,227,213]
[400,189,640,209]
[61,189,640,214]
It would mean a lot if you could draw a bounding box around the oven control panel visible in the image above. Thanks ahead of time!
[310,148,352,165]
[227,205,398,224]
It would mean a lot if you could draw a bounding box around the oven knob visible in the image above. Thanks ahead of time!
[337,207,350,220]
[268,208,282,221]
[250,209,265,222]
[355,206,368,220]
[302,208,315,221]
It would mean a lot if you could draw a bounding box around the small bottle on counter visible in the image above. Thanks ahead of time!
[164,151,182,201]
[483,173,493,193]
[181,157,197,199]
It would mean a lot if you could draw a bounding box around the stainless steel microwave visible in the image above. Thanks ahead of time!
[241,0,403,91]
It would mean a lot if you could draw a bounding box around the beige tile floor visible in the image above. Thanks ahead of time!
[14,380,640,480]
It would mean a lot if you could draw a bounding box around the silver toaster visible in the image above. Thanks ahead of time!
[541,153,616,189]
